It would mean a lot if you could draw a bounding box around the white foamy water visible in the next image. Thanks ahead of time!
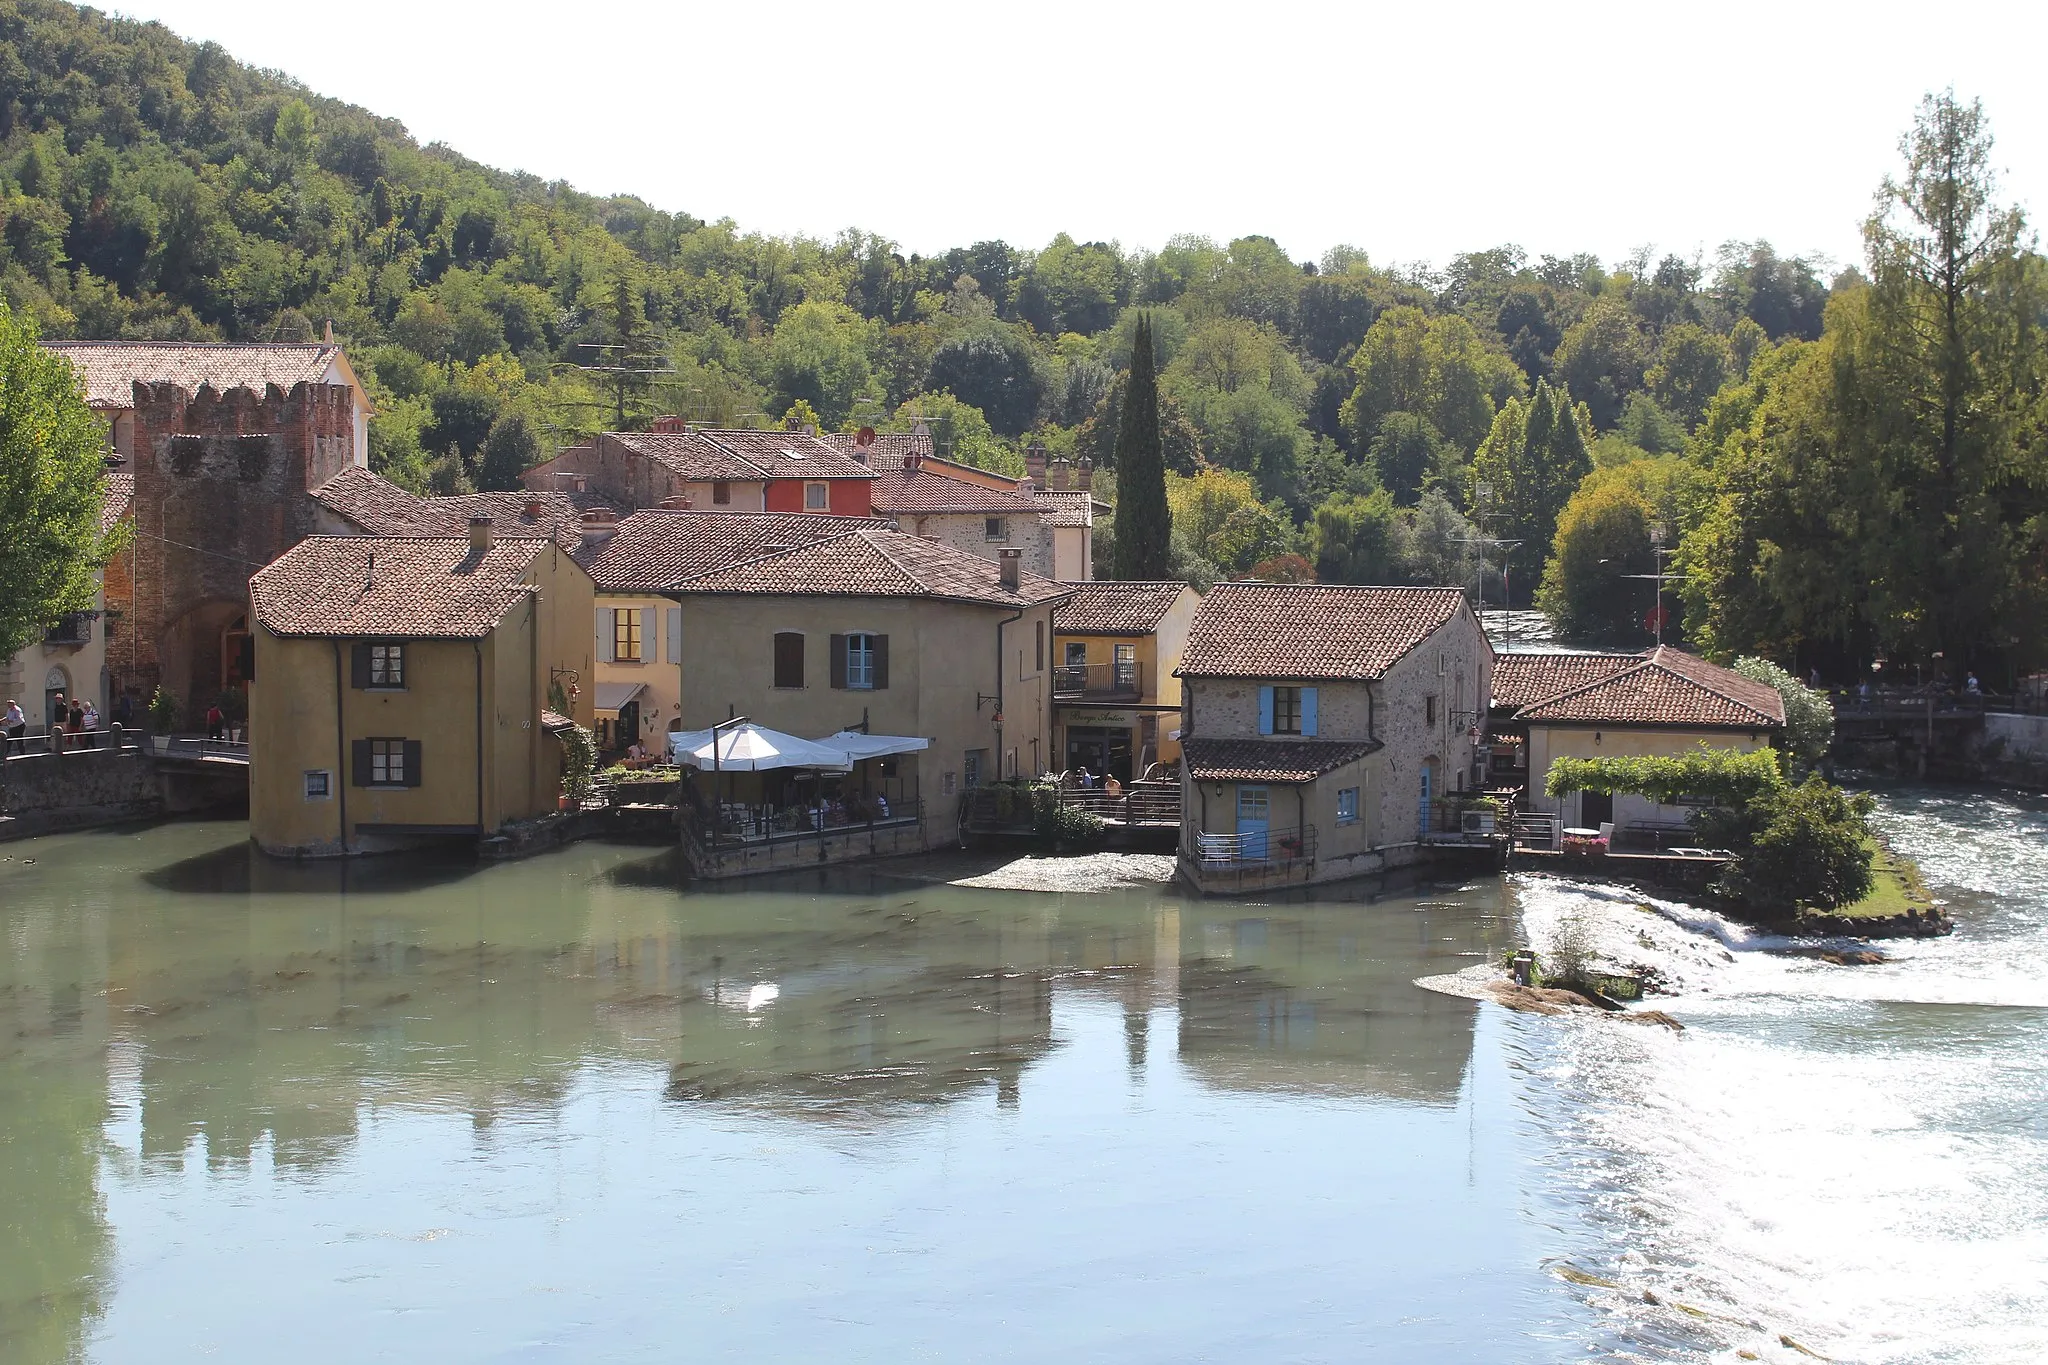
[1509,786,2048,1363]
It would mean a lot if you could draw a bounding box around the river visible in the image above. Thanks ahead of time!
[1,785,2042,1363]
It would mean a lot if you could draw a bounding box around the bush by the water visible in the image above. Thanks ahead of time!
[1034,789,1108,846]
[1695,775,1875,913]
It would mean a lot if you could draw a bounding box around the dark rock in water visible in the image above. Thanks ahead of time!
[1488,983,1602,1015]
[1820,949,1885,966]
[1620,1010,1685,1031]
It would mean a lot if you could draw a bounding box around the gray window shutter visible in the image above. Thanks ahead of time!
[640,609,654,662]
[873,635,888,690]
[665,608,682,663]
[596,608,614,663]
[403,739,423,788]
[829,634,848,689]
[350,643,371,689]
[350,738,372,786]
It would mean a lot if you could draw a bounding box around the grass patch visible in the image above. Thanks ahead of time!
[1839,833,1931,919]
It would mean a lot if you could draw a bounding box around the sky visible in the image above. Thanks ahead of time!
[116,0,2048,274]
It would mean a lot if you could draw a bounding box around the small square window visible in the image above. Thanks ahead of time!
[984,517,1008,541]
[1425,695,1438,726]
[712,480,731,505]
[805,481,829,510]
[369,642,404,687]
[304,770,332,801]
[1336,787,1359,825]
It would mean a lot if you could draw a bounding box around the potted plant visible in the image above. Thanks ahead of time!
[146,686,178,752]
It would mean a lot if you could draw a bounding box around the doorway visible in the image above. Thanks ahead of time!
[1236,785,1270,859]
[1580,790,1613,830]
[1065,725,1133,783]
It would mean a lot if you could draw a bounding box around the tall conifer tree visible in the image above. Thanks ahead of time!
[1113,314,1173,579]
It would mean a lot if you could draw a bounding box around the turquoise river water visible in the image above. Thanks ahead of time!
[1,784,2043,1363]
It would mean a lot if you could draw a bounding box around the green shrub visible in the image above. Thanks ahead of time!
[146,686,177,733]
[1697,775,1875,913]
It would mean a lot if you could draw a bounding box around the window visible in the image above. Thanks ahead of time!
[985,516,1009,541]
[1114,642,1137,691]
[1065,641,1088,668]
[964,749,987,789]
[1336,787,1359,825]
[613,610,642,663]
[1425,695,1438,726]
[304,770,331,801]
[846,633,877,689]
[1273,686,1302,735]
[712,480,731,505]
[773,632,805,688]
[352,737,420,789]
[369,642,404,687]
[830,633,887,690]
[1034,621,1045,671]
[805,481,829,510]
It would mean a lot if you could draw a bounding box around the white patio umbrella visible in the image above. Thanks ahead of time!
[820,730,931,761]
[667,722,852,772]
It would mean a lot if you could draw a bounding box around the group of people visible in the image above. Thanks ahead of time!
[2,694,102,755]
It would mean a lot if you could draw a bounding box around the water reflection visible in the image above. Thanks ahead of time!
[2,822,1533,1363]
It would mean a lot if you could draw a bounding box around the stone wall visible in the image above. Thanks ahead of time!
[902,510,1056,579]
[0,748,161,837]
[111,379,356,716]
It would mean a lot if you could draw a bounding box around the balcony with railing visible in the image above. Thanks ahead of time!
[1053,659,1144,700]
[42,612,92,646]
[1180,822,1319,893]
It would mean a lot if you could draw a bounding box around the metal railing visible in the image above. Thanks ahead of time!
[156,735,250,764]
[1512,809,1561,850]
[1053,660,1143,698]
[4,726,142,758]
[710,797,923,845]
[1055,783,1182,825]
[41,613,92,646]
[1191,823,1316,866]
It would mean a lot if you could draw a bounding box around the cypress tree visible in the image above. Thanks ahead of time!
[1112,314,1173,579]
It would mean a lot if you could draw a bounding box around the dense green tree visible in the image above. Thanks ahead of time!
[0,300,123,657]
[1712,242,1827,341]
[1644,322,1729,428]
[1551,293,1644,430]
[764,299,874,427]
[1535,471,1657,644]
[926,323,1044,437]
[1366,411,1456,505]
[1341,307,1523,454]
[476,411,541,491]
[1733,656,1836,773]
[1311,488,1402,583]
[1111,314,1172,579]
[1469,379,1593,594]
[1017,234,1127,335]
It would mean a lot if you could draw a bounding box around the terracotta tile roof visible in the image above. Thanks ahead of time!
[870,463,1041,515]
[1177,583,1470,680]
[1182,737,1382,783]
[677,528,1071,609]
[1033,489,1105,527]
[582,509,882,593]
[1490,652,1641,711]
[251,536,548,639]
[540,709,576,733]
[603,428,878,483]
[1055,581,1190,634]
[311,468,595,555]
[45,341,353,408]
[822,429,933,462]
[1515,646,1786,728]
[99,471,134,535]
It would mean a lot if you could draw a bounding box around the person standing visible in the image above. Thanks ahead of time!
[66,698,84,750]
[2,698,23,756]
[205,701,226,742]
[81,699,99,748]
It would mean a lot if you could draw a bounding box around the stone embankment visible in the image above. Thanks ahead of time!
[0,742,246,840]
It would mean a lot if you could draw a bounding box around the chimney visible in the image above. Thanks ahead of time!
[651,415,687,434]
[999,547,1022,590]
[1025,441,1048,490]
[578,506,618,551]
[903,451,921,475]
[323,318,334,343]
[1077,456,1093,492]
[1050,456,1071,491]
[521,499,546,521]
[469,515,494,551]
[852,426,875,466]
[659,494,692,510]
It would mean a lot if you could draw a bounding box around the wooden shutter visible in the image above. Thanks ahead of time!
[665,608,682,663]
[1257,686,1275,735]
[829,634,848,689]
[350,738,372,786]
[1301,687,1319,737]
[350,642,371,689]
[773,632,804,688]
[872,635,889,690]
[403,739,423,788]
[640,609,654,663]
[595,608,613,663]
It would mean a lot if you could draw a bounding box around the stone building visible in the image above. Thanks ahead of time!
[0,472,131,736]
[867,450,1056,579]
[1174,584,1493,893]
[520,421,876,517]
[1051,580,1203,780]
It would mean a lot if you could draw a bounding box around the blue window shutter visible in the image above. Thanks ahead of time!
[1301,687,1318,737]
[1258,686,1275,735]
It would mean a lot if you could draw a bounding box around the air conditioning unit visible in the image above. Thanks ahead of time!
[1461,809,1496,835]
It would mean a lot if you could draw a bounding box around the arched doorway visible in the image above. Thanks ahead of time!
[43,665,71,731]
[159,599,250,726]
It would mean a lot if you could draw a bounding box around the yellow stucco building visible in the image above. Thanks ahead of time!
[1050,580,1203,781]
[247,521,594,856]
